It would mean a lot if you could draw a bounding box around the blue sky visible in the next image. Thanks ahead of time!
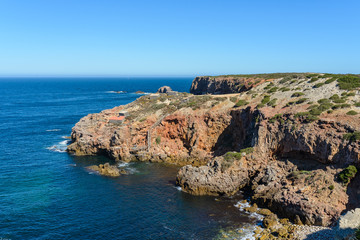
[0,0,359,76]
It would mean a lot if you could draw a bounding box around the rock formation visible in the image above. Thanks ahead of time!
[68,73,360,227]
[87,163,126,177]
[157,86,172,93]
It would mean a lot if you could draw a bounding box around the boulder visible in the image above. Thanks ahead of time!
[87,163,123,177]
[157,86,172,93]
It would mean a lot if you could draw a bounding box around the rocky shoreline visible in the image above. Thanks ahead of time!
[67,73,360,238]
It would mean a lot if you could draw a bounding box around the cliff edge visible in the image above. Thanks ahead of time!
[68,73,360,227]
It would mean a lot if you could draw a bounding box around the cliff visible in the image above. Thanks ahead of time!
[68,73,360,227]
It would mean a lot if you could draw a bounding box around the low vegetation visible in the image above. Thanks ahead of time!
[343,131,360,142]
[338,165,357,184]
[314,83,325,88]
[291,92,305,97]
[221,148,254,171]
[235,99,249,107]
[346,110,358,115]
[324,77,337,84]
[309,77,319,83]
[269,114,284,124]
[261,95,271,104]
[337,75,360,90]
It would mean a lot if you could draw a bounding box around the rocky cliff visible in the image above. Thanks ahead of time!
[68,73,360,227]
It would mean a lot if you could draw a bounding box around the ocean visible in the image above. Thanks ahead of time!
[0,78,258,240]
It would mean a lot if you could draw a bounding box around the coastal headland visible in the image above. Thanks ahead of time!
[67,73,360,239]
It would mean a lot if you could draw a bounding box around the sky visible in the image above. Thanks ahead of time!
[0,0,359,76]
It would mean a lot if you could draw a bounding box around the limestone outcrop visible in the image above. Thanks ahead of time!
[68,73,360,227]
[190,76,254,95]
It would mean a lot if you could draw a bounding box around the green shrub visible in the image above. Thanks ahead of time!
[355,102,360,107]
[356,227,360,239]
[296,98,308,104]
[314,83,325,88]
[309,77,319,83]
[318,98,331,104]
[306,74,318,78]
[285,101,295,107]
[338,165,357,184]
[267,87,278,93]
[155,136,161,145]
[294,112,318,122]
[347,110,358,115]
[239,147,254,154]
[324,78,337,84]
[330,94,340,100]
[332,99,346,104]
[333,104,351,109]
[306,115,319,122]
[343,131,360,141]
[235,99,249,107]
[280,76,292,83]
[267,98,277,107]
[309,108,323,116]
[347,92,356,96]
[230,97,238,103]
[295,112,310,118]
[257,103,265,108]
[337,75,360,90]
[291,92,305,97]
[139,117,147,122]
[222,148,254,171]
[269,114,283,123]
[264,82,274,90]
[340,103,351,108]
[279,87,290,92]
[328,185,334,190]
[261,95,271,104]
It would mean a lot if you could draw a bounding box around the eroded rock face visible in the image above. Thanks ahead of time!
[190,76,263,95]
[67,94,239,166]
[176,157,249,196]
[177,114,360,226]
[87,163,126,177]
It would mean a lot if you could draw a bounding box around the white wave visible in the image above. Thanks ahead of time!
[118,162,129,167]
[106,91,127,94]
[59,140,70,145]
[234,200,264,221]
[125,167,138,174]
[231,200,267,240]
[61,136,71,139]
[46,146,66,153]
[46,129,61,132]
[174,186,182,191]
[234,224,258,240]
[47,139,71,153]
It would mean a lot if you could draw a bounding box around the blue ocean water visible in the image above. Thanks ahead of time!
[0,78,254,240]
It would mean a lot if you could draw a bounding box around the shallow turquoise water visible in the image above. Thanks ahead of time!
[0,78,253,240]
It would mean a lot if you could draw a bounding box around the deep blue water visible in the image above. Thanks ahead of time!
[0,78,253,240]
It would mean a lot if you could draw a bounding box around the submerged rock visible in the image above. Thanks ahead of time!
[87,163,125,177]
